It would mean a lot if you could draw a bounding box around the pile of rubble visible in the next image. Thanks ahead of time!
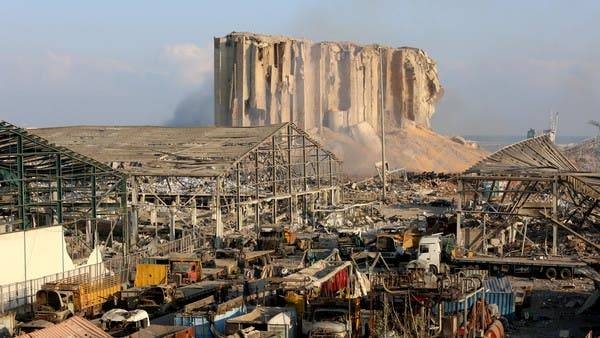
[345,171,457,205]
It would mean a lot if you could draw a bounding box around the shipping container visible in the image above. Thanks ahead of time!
[437,276,515,319]
[483,276,516,319]
[174,304,246,338]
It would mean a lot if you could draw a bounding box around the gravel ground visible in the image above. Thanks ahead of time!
[507,276,600,338]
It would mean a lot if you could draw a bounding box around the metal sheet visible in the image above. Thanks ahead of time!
[134,264,168,287]
[16,316,110,338]
[483,276,513,293]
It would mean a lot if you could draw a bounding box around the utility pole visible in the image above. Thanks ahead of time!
[379,47,387,201]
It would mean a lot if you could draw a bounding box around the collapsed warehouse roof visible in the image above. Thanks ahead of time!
[463,134,600,199]
[31,123,338,178]
[28,122,344,248]
[466,134,578,174]
[458,133,600,257]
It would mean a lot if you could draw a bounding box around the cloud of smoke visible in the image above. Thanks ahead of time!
[162,42,214,126]
[167,86,214,126]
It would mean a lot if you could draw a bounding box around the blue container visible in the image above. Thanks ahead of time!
[483,276,515,319]
[174,305,246,338]
[437,277,515,319]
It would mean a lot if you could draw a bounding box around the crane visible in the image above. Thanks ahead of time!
[589,120,600,137]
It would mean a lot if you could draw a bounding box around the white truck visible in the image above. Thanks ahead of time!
[412,234,589,280]
[413,234,444,274]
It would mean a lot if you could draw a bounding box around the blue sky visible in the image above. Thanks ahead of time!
[1,1,599,136]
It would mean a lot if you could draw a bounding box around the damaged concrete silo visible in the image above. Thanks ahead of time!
[214,32,443,132]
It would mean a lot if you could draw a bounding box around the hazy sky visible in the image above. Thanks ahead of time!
[1,1,599,136]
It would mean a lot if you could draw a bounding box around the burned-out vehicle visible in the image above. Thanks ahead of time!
[137,284,184,315]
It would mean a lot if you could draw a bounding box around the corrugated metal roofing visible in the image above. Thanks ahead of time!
[483,276,513,293]
[465,134,578,174]
[438,287,516,319]
[31,124,287,177]
[17,316,110,338]
[136,324,195,338]
[0,120,122,177]
[30,122,340,178]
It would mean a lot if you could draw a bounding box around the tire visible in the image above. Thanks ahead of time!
[560,268,573,280]
[429,264,438,275]
[545,267,557,280]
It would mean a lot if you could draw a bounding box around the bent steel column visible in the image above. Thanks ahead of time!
[552,175,558,255]
[215,177,223,248]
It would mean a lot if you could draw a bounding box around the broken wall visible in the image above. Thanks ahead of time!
[214,32,443,132]
[0,226,75,285]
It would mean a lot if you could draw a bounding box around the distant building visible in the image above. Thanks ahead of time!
[527,128,536,139]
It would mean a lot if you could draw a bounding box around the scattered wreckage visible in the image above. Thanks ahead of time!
[7,135,600,338]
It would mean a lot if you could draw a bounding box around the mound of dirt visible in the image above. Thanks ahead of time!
[311,122,488,177]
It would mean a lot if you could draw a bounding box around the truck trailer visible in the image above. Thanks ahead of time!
[414,234,590,280]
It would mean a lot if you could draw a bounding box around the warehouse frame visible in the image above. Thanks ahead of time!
[32,122,343,248]
[0,121,129,251]
[456,134,600,255]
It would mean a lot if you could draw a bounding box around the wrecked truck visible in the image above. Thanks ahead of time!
[302,297,367,338]
[136,284,184,315]
[303,307,352,338]
[34,274,121,323]
[100,308,150,336]
[302,299,368,338]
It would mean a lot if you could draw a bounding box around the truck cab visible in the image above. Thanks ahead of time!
[137,284,184,315]
[141,255,203,285]
[34,289,74,323]
[303,308,351,338]
[415,234,443,274]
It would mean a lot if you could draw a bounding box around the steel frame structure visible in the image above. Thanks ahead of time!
[31,122,342,248]
[456,134,600,256]
[127,123,343,247]
[0,121,128,248]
